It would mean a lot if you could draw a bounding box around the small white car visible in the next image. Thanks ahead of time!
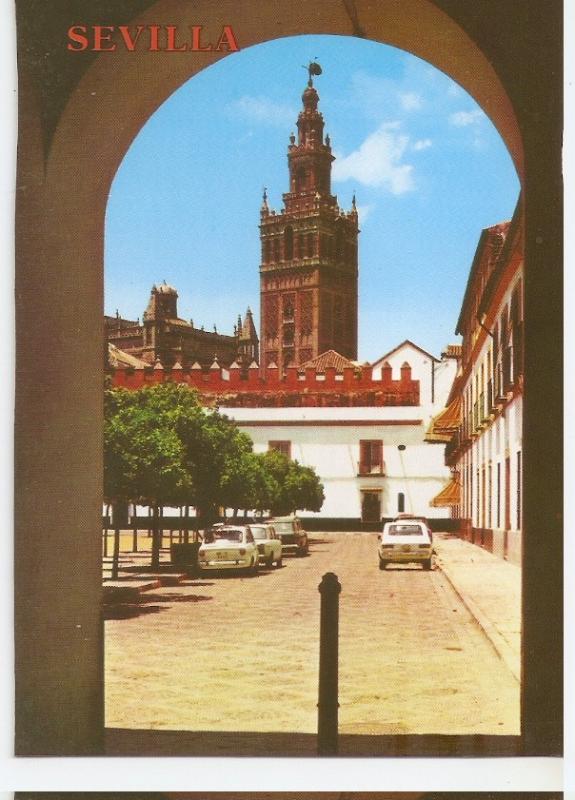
[249,523,283,568]
[198,526,259,574]
[378,520,434,570]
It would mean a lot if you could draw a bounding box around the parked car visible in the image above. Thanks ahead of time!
[269,516,309,556]
[249,522,283,568]
[378,519,434,570]
[198,525,259,574]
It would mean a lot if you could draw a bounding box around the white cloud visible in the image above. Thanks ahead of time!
[447,83,463,98]
[400,92,422,111]
[413,138,432,151]
[332,122,414,195]
[449,108,485,127]
[228,95,296,126]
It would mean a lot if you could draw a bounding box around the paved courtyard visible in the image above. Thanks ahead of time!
[105,532,520,737]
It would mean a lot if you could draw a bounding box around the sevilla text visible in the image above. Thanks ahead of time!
[67,25,240,52]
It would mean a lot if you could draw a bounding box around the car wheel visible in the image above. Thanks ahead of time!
[379,558,386,571]
[276,555,283,568]
[423,558,433,571]
[266,553,274,569]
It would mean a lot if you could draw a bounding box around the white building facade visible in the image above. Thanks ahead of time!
[222,342,458,528]
[431,208,524,563]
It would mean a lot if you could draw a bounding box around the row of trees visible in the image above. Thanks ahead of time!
[104,383,324,566]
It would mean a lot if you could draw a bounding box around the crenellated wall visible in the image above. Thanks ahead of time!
[109,361,420,407]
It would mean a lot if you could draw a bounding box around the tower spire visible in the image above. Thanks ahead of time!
[259,66,359,374]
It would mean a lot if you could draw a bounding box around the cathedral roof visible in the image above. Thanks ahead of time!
[107,342,148,368]
[298,349,357,372]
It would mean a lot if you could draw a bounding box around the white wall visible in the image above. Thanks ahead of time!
[223,406,452,521]
[457,271,523,555]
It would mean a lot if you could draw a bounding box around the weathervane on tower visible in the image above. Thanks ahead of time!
[303,60,322,86]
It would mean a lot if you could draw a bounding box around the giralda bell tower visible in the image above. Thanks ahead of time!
[259,63,359,372]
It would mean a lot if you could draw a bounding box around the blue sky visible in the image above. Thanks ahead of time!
[105,35,520,362]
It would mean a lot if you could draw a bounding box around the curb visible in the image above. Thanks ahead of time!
[437,558,521,683]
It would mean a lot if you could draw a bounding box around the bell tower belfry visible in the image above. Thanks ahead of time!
[259,63,359,372]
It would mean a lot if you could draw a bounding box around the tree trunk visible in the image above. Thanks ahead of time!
[103,503,111,558]
[184,505,190,545]
[131,504,138,552]
[151,503,161,570]
[111,502,121,580]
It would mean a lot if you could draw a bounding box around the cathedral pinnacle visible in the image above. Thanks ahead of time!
[260,186,269,218]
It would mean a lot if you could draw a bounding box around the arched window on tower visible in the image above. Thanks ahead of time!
[284,226,294,260]
[273,238,280,263]
[307,233,315,258]
[295,167,306,192]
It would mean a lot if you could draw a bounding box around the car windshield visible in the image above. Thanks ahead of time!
[273,521,295,533]
[250,526,268,539]
[204,529,243,543]
[387,524,425,536]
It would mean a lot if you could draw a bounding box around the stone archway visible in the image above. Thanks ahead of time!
[15,0,561,755]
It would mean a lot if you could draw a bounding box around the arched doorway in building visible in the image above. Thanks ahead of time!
[15,0,562,756]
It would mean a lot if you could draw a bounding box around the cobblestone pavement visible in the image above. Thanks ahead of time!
[105,532,520,736]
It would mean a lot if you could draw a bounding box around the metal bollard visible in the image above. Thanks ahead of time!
[317,571,341,756]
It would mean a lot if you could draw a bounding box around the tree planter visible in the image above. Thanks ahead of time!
[170,541,201,571]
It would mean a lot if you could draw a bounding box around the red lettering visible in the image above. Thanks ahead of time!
[93,26,116,51]
[148,25,161,51]
[216,25,240,52]
[67,25,88,51]
[190,26,212,52]
[118,25,144,51]
[166,25,187,51]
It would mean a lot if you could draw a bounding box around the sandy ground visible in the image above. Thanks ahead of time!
[105,533,519,735]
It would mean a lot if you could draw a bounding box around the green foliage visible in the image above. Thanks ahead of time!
[104,384,197,506]
[104,382,325,520]
[258,449,324,515]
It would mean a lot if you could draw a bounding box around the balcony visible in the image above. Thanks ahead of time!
[494,365,507,404]
[472,401,479,435]
[480,390,493,424]
[503,345,514,392]
[357,461,386,477]
[445,431,461,465]
[487,378,496,412]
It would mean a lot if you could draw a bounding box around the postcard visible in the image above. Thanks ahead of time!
[13,0,563,760]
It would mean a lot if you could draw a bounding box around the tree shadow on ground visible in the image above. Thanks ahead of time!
[138,593,213,604]
[103,592,213,620]
[103,604,166,621]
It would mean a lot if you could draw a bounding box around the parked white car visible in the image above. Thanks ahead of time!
[250,523,283,568]
[378,519,434,570]
[198,526,259,574]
